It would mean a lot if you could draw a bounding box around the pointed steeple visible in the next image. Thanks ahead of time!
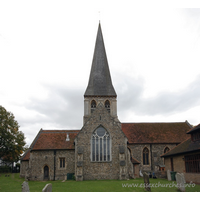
[84,23,117,97]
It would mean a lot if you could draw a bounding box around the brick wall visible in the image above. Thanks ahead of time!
[184,173,200,184]
[164,155,185,173]
[164,154,200,184]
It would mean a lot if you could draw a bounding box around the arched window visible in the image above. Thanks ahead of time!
[91,126,111,162]
[91,100,96,113]
[143,147,149,165]
[44,165,49,180]
[164,147,170,154]
[105,100,110,113]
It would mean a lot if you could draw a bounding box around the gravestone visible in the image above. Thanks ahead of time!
[143,172,151,192]
[181,173,186,183]
[42,183,52,192]
[167,170,171,181]
[139,170,143,177]
[176,173,185,192]
[21,181,30,192]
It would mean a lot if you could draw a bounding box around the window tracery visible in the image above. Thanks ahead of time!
[91,126,111,162]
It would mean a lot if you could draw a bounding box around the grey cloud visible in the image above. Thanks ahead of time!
[184,8,200,18]
[115,74,145,116]
[21,73,200,133]
[125,74,200,116]
[24,84,84,129]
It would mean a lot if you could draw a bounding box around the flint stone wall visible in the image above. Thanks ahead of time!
[20,160,29,178]
[84,97,117,124]
[128,144,176,172]
[28,149,75,181]
[75,103,129,180]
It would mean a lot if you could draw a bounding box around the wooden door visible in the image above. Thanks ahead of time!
[44,165,49,180]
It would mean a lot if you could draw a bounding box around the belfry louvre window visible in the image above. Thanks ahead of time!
[91,126,111,162]
[143,147,149,165]
[105,100,110,113]
[60,158,65,168]
[91,100,96,113]
[185,154,200,173]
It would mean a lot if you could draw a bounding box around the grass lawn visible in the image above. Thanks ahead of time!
[0,173,200,192]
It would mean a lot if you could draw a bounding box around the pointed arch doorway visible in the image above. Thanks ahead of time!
[44,165,49,180]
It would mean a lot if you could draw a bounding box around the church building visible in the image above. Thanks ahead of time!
[20,23,192,181]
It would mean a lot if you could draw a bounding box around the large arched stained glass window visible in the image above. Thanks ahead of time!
[91,126,111,162]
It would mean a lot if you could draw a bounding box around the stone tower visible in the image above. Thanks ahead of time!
[84,22,118,124]
[75,23,130,181]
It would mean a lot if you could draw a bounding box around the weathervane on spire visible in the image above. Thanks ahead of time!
[98,11,101,23]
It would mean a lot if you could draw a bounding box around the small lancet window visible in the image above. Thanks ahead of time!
[143,147,149,165]
[59,158,65,168]
[91,100,96,113]
[105,100,110,113]
[164,147,170,154]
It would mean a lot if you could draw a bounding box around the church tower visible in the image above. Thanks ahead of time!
[84,22,118,124]
[75,23,131,181]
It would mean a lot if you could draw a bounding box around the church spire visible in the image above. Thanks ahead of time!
[84,23,117,97]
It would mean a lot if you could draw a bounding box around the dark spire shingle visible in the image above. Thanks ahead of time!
[84,23,117,97]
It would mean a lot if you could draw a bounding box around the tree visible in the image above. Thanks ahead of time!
[0,105,26,166]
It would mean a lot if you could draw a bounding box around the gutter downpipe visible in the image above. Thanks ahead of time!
[54,150,56,181]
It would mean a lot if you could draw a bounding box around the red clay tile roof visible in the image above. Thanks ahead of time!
[31,130,79,150]
[122,122,191,144]
[24,121,191,154]
[21,149,30,161]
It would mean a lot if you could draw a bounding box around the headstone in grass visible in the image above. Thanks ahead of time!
[143,172,151,192]
[42,183,52,192]
[176,173,185,192]
[181,173,186,184]
[139,170,143,177]
[22,181,30,192]
[167,170,171,181]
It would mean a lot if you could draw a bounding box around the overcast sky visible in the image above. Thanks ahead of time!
[1,1,200,146]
